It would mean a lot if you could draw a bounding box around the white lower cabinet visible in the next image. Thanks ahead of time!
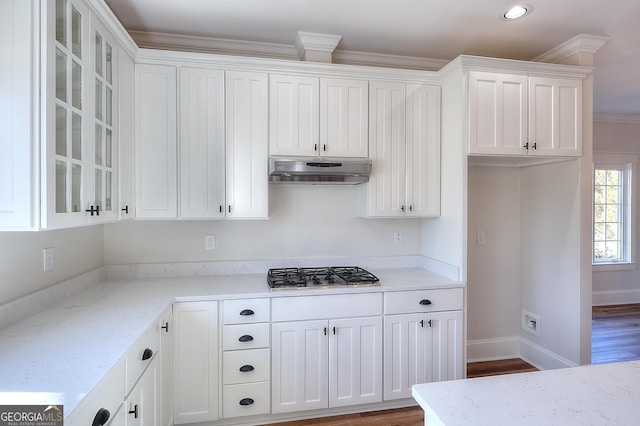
[172,301,219,424]
[383,290,464,401]
[271,293,383,414]
[123,354,160,425]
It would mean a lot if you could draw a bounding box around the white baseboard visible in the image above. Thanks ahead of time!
[593,289,640,305]
[467,337,520,362]
[519,337,577,370]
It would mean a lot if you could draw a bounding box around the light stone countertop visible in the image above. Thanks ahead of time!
[0,266,462,418]
[412,360,640,425]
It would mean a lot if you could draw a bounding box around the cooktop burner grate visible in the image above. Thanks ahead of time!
[267,266,380,289]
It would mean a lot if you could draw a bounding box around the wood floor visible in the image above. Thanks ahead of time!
[266,358,537,426]
[592,303,640,365]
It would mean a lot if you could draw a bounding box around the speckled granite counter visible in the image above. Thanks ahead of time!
[0,261,463,419]
[412,360,640,425]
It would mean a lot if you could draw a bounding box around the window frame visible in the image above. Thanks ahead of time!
[592,153,637,271]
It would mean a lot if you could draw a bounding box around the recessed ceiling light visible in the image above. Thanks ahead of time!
[504,5,530,20]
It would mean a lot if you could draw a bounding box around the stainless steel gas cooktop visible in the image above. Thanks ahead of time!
[267,266,380,289]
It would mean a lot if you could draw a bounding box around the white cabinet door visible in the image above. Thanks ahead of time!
[383,313,425,400]
[528,77,582,156]
[425,310,464,383]
[365,81,407,217]
[135,64,177,219]
[269,74,319,156]
[117,48,135,220]
[468,71,528,156]
[225,71,268,219]
[124,355,159,426]
[158,309,172,426]
[320,78,369,158]
[406,83,440,217]
[329,316,383,407]
[271,320,329,414]
[172,301,219,424]
[383,310,463,401]
[179,67,225,218]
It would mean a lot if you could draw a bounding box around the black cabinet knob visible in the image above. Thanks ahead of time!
[239,309,255,316]
[238,335,254,342]
[142,348,153,361]
[92,408,110,426]
[239,398,254,406]
[419,299,432,305]
[239,364,255,372]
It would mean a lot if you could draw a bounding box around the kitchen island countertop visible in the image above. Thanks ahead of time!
[0,264,462,419]
[412,360,640,425]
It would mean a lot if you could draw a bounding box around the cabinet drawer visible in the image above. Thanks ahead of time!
[125,320,161,394]
[222,382,270,418]
[222,323,270,350]
[223,348,270,384]
[384,288,463,314]
[222,298,270,324]
[272,293,382,321]
[65,358,125,426]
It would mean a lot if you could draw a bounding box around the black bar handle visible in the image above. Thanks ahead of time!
[128,404,139,419]
[238,335,254,342]
[323,327,327,336]
[419,299,432,305]
[96,205,100,216]
[239,364,255,372]
[142,348,153,361]
[428,319,433,327]
[532,142,537,150]
[420,319,424,328]
[239,309,255,316]
[524,142,529,150]
[122,205,129,214]
[239,398,254,406]
[332,326,336,335]
[92,408,110,426]
[161,322,169,332]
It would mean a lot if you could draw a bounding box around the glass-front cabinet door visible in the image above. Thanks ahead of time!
[43,0,117,228]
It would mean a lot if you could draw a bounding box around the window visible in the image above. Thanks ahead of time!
[593,153,636,268]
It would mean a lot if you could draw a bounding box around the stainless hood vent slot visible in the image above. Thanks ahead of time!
[269,157,372,185]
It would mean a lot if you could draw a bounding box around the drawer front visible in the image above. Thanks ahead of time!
[222,323,270,350]
[125,320,161,393]
[223,348,270,384]
[223,298,270,324]
[222,382,270,418]
[384,288,463,314]
[272,292,382,321]
[65,358,125,426]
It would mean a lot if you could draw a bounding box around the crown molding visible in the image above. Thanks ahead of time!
[334,50,448,71]
[594,113,640,124]
[294,31,342,59]
[534,34,609,63]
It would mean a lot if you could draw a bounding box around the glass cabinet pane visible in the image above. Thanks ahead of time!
[72,60,82,109]
[56,0,67,45]
[56,49,67,101]
[56,105,67,156]
[106,86,112,125]
[106,43,112,84]
[71,7,81,59]
[72,164,82,212]
[95,169,102,209]
[56,161,67,213]
[95,33,102,77]
[105,171,112,211]
[95,79,103,120]
[95,124,103,165]
[72,113,82,160]
[105,129,112,167]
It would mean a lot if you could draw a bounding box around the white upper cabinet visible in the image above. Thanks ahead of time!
[362,81,440,218]
[269,75,368,158]
[225,71,269,219]
[134,63,177,219]
[117,48,135,220]
[179,67,226,219]
[468,71,582,157]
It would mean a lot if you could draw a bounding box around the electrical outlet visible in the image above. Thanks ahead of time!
[43,247,54,272]
[521,310,540,336]
[204,235,216,250]
[393,232,403,246]
[476,230,486,245]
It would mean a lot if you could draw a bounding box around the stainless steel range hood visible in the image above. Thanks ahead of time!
[269,157,372,184]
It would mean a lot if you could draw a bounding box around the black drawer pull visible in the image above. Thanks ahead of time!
[142,348,153,361]
[419,299,432,305]
[239,364,255,372]
[161,322,169,332]
[128,404,139,419]
[239,309,255,316]
[238,335,254,342]
[239,398,254,406]
[92,408,110,426]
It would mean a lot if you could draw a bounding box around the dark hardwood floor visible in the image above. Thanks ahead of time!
[592,303,640,365]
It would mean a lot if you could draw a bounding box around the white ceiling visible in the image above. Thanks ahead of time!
[104,0,640,116]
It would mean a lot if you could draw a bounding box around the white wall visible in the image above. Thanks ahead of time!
[0,226,104,306]
[104,185,422,264]
[593,118,640,304]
